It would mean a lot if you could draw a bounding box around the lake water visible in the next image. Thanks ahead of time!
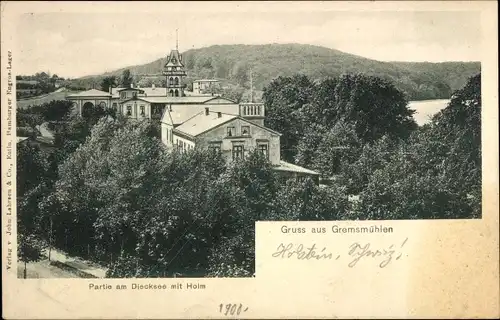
[408,99,450,126]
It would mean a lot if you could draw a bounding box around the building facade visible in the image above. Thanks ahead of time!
[162,107,280,165]
[192,79,220,95]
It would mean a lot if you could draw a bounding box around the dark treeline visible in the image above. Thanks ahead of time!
[263,73,481,219]
[17,73,481,278]
[16,72,66,99]
[18,116,349,278]
[70,44,480,101]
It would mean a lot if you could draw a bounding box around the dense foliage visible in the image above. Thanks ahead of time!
[19,118,348,278]
[16,72,481,278]
[16,72,65,99]
[263,74,417,162]
[17,100,73,138]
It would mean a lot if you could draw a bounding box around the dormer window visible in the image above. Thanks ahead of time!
[241,126,250,136]
[227,127,235,137]
[171,57,177,64]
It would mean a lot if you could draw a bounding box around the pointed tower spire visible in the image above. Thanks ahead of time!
[249,69,254,103]
[176,28,179,51]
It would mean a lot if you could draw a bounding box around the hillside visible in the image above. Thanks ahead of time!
[72,43,481,101]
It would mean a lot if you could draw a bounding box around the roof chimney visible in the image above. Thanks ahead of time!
[131,83,134,88]
[152,83,156,89]
[205,107,210,116]
[109,85,112,94]
[217,112,222,118]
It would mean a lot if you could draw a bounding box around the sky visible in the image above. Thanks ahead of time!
[13,3,482,78]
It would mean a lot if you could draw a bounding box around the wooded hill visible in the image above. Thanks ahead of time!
[72,43,480,101]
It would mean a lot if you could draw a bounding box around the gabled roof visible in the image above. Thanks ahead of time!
[175,112,239,137]
[161,104,240,125]
[66,89,112,98]
[116,87,145,93]
[193,79,220,83]
[274,161,320,175]
[130,96,235,104]
[141,87,168,97]
[111,87,167,97]
[120,97,151,104]
[164,50,185,67]
[174,111,281,138]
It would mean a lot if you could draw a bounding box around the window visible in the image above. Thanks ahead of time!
[120,92,126,99]
[112,103,118,111]
[208,143,221,153]
[232,145,244,160]
[126,105,132,116]
[241,126,250,136]
[140,105,145,116]
[132,92,138,98]
[227,127,235,137]
[258,144,269,159]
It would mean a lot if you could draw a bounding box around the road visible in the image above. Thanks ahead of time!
[39,122,54,139]
[17,260,78,279]
[47,248,108,278]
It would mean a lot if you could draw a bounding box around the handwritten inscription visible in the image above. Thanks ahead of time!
[219,303,249,316]
[271,238,408,268]
[272,243,333,260]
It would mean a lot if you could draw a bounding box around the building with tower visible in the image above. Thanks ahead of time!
[65,43,320,182]
[163,48,187,97]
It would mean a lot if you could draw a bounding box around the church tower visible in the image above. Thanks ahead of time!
[163,30,187,97]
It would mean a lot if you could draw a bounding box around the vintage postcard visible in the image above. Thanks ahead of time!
[1,1,498,319]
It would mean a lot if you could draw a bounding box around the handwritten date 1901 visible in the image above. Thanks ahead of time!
[271,238,408,268]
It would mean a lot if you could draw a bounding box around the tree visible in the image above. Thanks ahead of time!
[269,178,350,221]
[18,233,43,278]
[232,62,250,87]
[40,100,73,122]
[18,184,47,278]
[222,86,244,103]
[338,135,401,195]
[121,69,133,88]
[100,76,117,93]
[262,75,315,161]
[350,74,482,219]
[17,142,47,197]
[311,121,362,177]
[17,111,43,137]
[332,74,417,143]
